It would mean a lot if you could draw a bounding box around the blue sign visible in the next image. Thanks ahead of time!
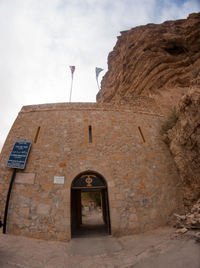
[7,141,32,169]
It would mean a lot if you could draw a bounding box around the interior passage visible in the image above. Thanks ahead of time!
[71,189,110,237]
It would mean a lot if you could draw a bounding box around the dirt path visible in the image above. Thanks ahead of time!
[0,227,199,267]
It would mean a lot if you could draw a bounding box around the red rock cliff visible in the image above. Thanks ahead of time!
[164,87,200,207]
[97,13,200,114]
[97,13,200,208]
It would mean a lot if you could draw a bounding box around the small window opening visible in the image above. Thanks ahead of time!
[138,126,145,143]
[89,125,92,143]
[34,127,40,143]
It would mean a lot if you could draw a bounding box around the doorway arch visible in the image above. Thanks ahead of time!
[71,171,111,237]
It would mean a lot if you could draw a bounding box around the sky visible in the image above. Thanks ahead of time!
[0,0,199,151]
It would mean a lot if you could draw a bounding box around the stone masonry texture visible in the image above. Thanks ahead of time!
[0,102,183,241]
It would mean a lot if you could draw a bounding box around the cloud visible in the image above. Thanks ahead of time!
[0,0,199,150]
[154,0,200,22]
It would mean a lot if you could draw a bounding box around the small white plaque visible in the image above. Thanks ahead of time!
[54,176,65,184]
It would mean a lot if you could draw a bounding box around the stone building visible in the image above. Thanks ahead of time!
[0,100,183,241]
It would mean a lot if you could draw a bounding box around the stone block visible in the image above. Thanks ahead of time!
[37,204,51,215]
[15,173,35,184]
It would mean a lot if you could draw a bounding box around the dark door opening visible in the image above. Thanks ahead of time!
[71,173,111,238]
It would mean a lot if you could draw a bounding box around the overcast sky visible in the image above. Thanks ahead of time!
[0,0,199,151]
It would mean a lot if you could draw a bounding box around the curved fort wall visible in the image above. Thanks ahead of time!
[0,102,182,241]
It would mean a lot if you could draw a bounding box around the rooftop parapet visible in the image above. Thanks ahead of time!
[20,96,162,116]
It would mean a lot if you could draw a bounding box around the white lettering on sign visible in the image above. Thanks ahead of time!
[54,176,65,184]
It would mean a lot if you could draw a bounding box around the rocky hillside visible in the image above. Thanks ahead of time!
[164,87,200,207]
[97,13,200,114]
[97,13,200,208]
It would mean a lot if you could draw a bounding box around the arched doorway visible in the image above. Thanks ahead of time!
[71,171,111,237]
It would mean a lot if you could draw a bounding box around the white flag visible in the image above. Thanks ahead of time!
[95,67,103,80]
[95,67,103,90]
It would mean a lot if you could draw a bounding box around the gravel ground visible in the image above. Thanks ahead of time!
[0,226,199,268]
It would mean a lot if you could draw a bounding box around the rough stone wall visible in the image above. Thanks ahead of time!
[97,13,200,114]
[0,103,182,241]
[163,87,200,208]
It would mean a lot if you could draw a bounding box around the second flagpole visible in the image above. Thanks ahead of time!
[69,73,73,102]
[69,66,75,102]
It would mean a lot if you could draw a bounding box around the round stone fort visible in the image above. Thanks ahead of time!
[0,101,183,241]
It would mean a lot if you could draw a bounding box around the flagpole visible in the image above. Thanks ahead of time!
[69,72,73,102]
[69,66,75,102]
